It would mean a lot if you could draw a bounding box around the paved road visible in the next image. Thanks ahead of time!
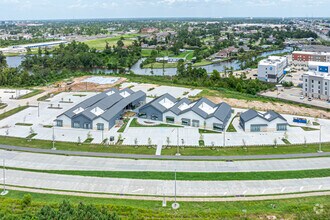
[1,144,330,161]
[2,170,330,197]
[1,150,330,172]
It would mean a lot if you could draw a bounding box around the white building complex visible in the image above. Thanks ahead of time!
[257,56,288,83]
[301,61,330,101]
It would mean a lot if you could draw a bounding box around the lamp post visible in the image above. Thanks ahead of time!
[318,125,323,153]
[172,169,179,209]
[1,159,8,196]
[176,127,180,156]
[52,122,56,150]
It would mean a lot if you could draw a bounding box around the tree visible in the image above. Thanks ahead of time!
[0,51,6,68]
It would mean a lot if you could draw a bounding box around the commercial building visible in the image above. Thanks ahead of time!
[56,88,146,130]
[292,51,330,64]
[138,94,232,131]
[257,56,288,83]
[239,109,288,132]
[302,71,330,101]
[308,61,330,73]
[155,56,186,63]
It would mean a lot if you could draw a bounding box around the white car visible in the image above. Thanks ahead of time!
[300,96,304,100]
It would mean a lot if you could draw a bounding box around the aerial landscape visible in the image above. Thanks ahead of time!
[1,0,330,219]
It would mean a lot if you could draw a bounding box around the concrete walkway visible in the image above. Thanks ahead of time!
[2,170,330,197]
[1,144,329,160]
[1,150,330,172]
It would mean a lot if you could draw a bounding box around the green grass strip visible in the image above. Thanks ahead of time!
[17,90,43,99]
[8,167,330,181]
[0,106,29,121]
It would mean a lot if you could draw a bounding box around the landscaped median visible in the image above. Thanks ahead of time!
[7,167,330,181]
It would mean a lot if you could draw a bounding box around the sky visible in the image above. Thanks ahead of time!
[0,0,329,20]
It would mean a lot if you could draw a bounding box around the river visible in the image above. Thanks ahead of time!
[6,47,292,75]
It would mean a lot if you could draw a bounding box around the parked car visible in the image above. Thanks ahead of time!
[300,96,304,100]
[308,97,312,101]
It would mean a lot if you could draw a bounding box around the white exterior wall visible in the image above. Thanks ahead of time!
[303,73,330,100]
[244,117,287,132]
[56,115,71,127]
[258,56,287,83]
[163,111,223,130]
[92,118,109,131]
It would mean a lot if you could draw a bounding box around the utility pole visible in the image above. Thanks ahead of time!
[318,125,323,153]
[1,159,8,196]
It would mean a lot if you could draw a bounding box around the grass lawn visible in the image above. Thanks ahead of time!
[17,89,43,99]
[130,118,182,128]
[199,129,220,134]
[0,106,29,121]
[117,118,130,133]
[0,103,8,109]
[141,49,174,57]
[1,190,329,219]
[0,136,156,155]
[7,167,330,181]
[15,122,33,126]
[226,114,238,132]
[161,143,330,156]
[84,34,139,50]
[143,62,178,69]
[192,59,213,67]
[37,91,61,102]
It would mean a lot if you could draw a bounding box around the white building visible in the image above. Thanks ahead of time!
[258,56,288,83]
[239,109,288,132]
[302,71,330,101]
[308,61,330,73]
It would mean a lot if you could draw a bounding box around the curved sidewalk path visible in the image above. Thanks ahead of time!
[2,170,330,197]
[1,150,330,172]
[1,144,330,160]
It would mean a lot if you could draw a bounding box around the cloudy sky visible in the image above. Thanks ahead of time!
[0,0,329,20]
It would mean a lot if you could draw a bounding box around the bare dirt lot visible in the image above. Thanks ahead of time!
[208,96,330,119]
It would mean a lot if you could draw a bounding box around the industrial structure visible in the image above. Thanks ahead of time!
[257,56,288,83]
[56,88,146,130]
[138,94,232,131]
[239,109,288,132]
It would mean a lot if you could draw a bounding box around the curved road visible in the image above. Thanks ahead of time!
[1,150,330,172]
[1,144,330,160]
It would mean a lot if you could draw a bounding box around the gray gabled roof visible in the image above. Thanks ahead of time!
[100,90,146,121]
[188,98,216,119]
[169,98,191,115]
[140,93,177,113]
[240,109,287,123]
[211,102,232,123]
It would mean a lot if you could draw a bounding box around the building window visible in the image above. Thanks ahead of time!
[181,118,191,126]
[83,123,91,129]
[56,120,63,127]
[73,122,80,128]
[213,123,223,131]
[277,124,287,131]
[251,125,261,132]
[166,116,175,123]
[192,120,200,127]
[138,112,147,118]
[97,123,104,131]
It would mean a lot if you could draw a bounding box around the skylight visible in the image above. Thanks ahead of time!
[159,98,175,109]
[198,102,216,115]
[90,107,104,116]
[106,90,115,96]
[73,107,84,114]
[120,91,131,98]
[178,102,190,111]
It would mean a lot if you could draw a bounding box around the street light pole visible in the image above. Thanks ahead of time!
[52,123,56,150]
[318,125,323,153]
[176,127,180,156]
[171,169,179,209]
[1,159,8,196]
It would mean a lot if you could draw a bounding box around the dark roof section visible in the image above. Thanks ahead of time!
[240,109,259,123]
[169,98,191,115]
[240,109,287,123]
[100,90,146,121]
[140,93,177,113]
[211,102,232,123]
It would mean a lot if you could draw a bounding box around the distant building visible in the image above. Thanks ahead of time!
[292,51,330,64]
[138,94,232,131]
[239,109,288,132]
[155,56,186,63]
[140,28,159,34]
[257,56,288,83]
[302,61,330,100]
[56,88,146,130]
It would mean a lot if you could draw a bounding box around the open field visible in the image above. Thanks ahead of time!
[84,34,139,50]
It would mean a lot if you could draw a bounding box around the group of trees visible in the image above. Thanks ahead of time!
[176,61,273,95]
[22,40,142,72]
